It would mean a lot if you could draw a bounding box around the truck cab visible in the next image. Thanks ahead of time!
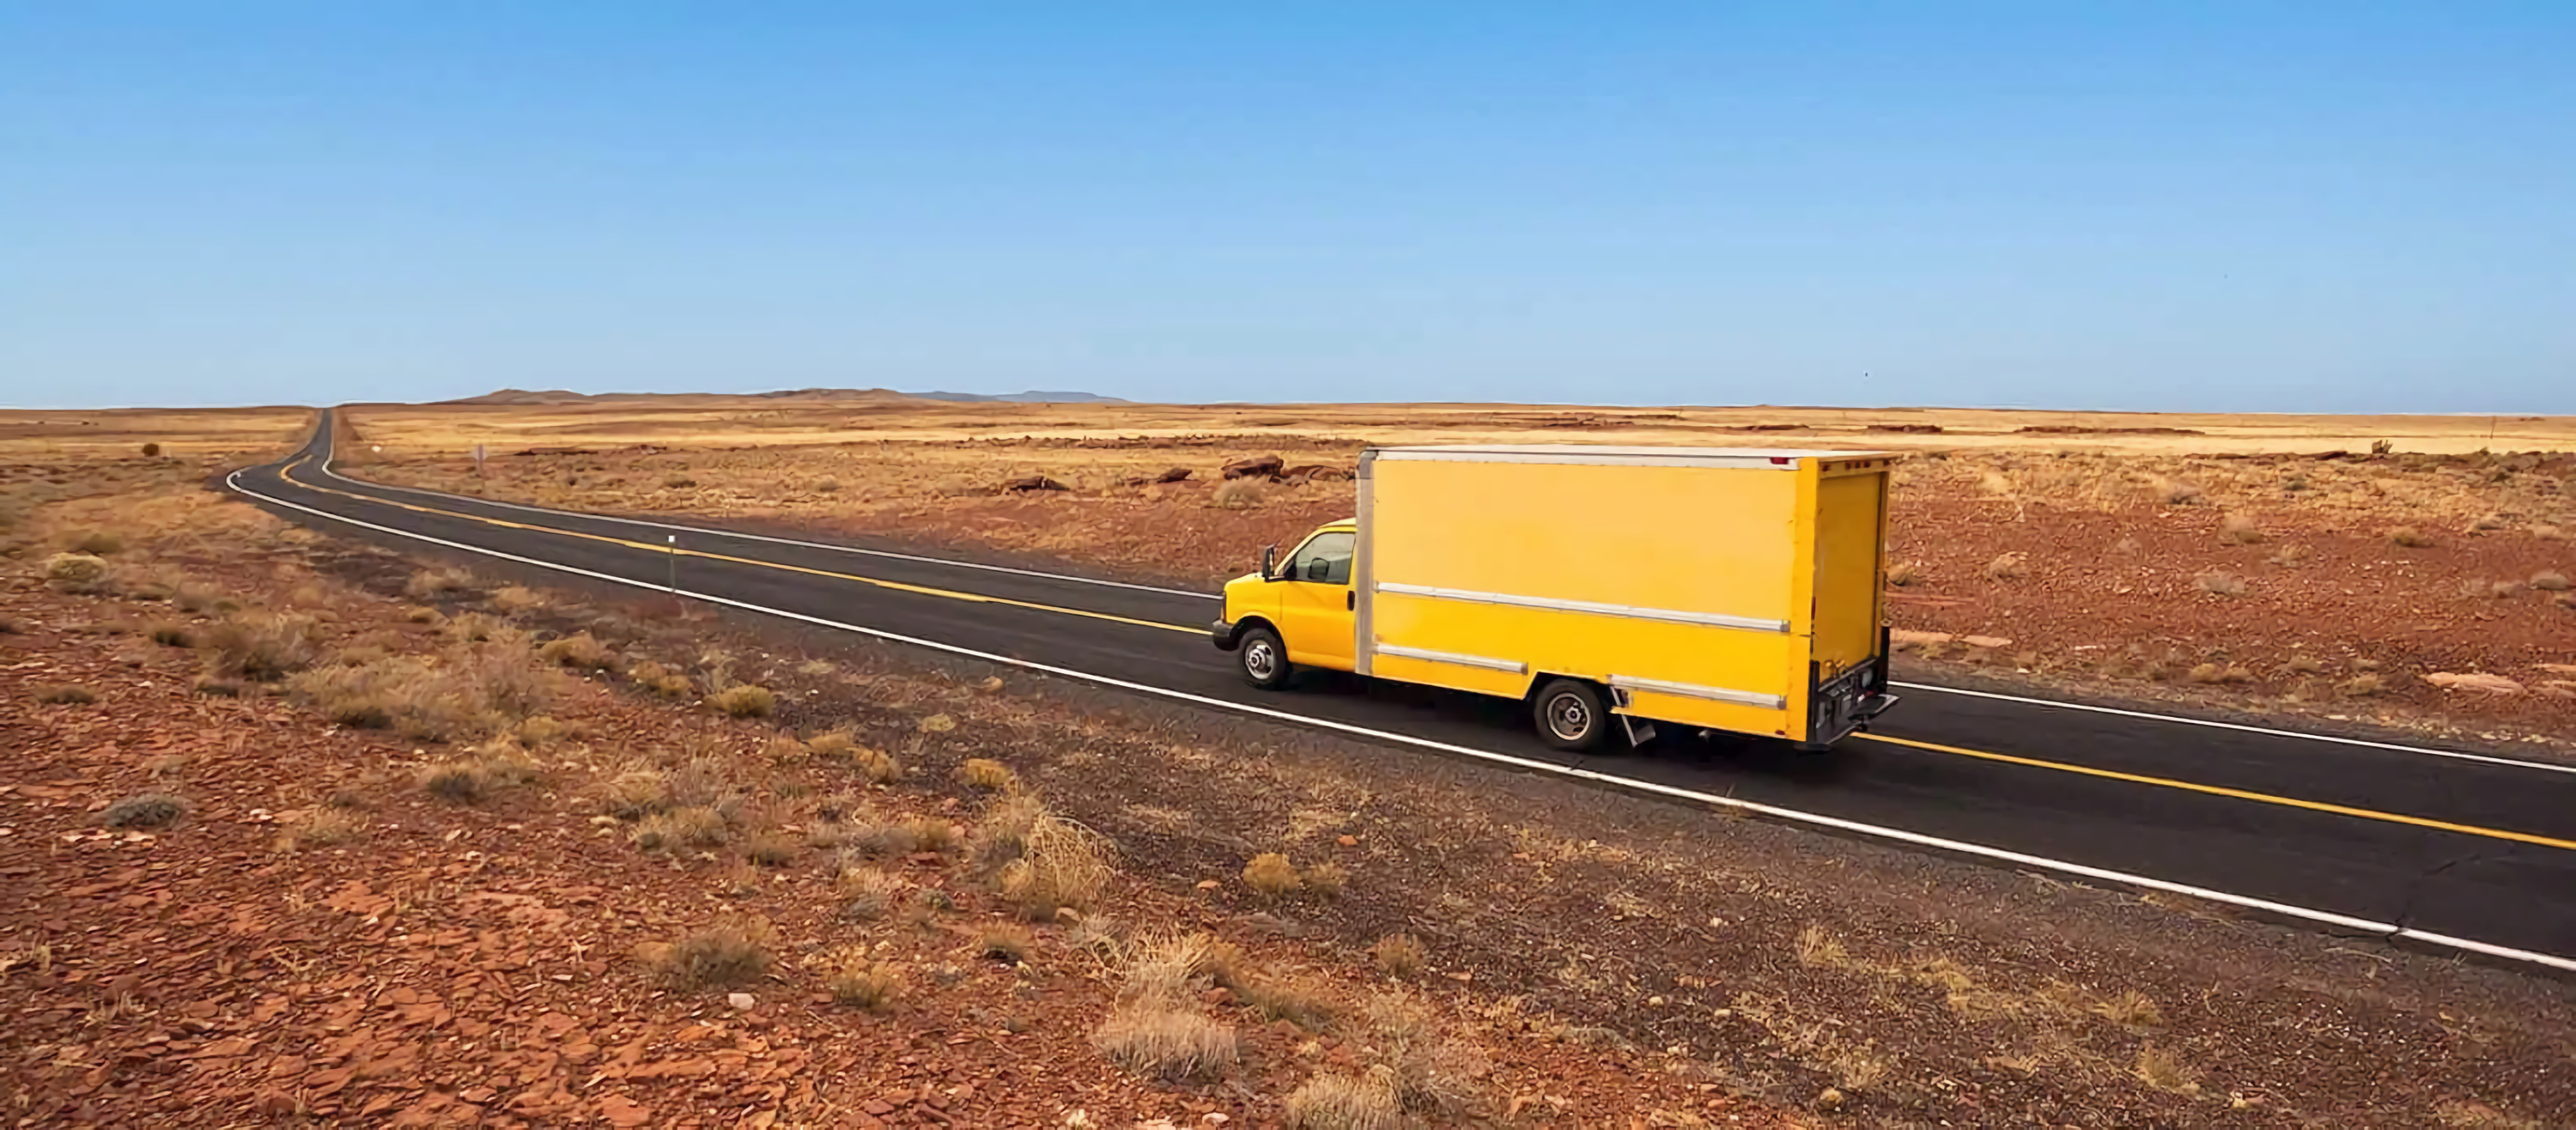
[1211,519,1358,686]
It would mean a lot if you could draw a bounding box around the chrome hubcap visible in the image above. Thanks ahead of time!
[1546,692,1591,740]
[1245,641,1279,680]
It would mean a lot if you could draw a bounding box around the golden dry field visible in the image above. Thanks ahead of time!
[347,395,2576,745]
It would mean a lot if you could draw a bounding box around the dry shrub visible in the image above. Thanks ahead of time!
[976,924,1036,963]
[2265,544,2312,566]
[1981,552,2027,581]
[2192,571,2247,598]
[1795,924,1847,968]
[2283,654,2326,676]
[2339,672,2385,698]
[1237,969,1343,1030]
[1882,561,1921,586]
[33,683,97,705]
[600,768,671,819]
[1303,860,1348,900]
[1093,1003,1239,1080]
[442,611,519,644]
[404,568,476,599]
[44,552,117,594]
[1370,933,1425,979]
[826,954,903,1012]
[2470,513,2508,532]
[2092,989,2164,1029]
[744,829,799,867]
[933,475,979,498]
[641,919,775,989]
[2390,526,2433,548]
[837,865,905,920]
[417,743,541,805]
[100,792,187,829]
[662,474,698,489]
[2533,571,2572,592]
[958,757,1018,792]
[538,631,615,669]
[708,683,776,718]
[173,582,223,613]
[1357,989,1484,1115]
[2218,514,2264,544]
[66,530,125,555]
[206,611,322,680]
[634,805,732,853]
[1285,1071,1401,1130]
[1244,852,1302,897]
[285,806,367,848]
[993,805,1114,920]
[290,645,558,742]
[1212,478,1267,510]
[2134,1044,2199,1094]
[629,660,695,698]
[2185,663,2254,685]
[404,605,443,624]
[489,585,545,611]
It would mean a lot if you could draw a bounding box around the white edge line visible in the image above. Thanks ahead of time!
[314,451,1212,600]
[226,464,2576,977]
[307,432,2576,774]
[1888,681,2576,776]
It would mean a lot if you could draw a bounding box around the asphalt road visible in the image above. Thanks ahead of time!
[232,414,2576,969]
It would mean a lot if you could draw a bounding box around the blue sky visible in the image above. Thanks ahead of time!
[3,3,2570,412]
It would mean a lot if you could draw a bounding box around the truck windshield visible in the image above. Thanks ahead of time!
[1288,532,1355,585]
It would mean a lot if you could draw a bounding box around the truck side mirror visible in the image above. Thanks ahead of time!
[1260,544,1279,580]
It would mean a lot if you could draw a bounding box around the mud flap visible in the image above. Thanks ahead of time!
[1619,715,1658,748]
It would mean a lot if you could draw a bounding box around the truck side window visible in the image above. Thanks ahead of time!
[1291,532,1355,586]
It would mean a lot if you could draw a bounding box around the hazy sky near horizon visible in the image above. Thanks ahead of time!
[3,3,2571,413]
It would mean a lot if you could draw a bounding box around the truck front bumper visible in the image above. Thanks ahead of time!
[1210,618,1242,651]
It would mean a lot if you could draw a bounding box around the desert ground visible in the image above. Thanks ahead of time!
[3,404,2571,1126]
[341,394,2576,749]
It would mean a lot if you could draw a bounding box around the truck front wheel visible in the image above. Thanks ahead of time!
[1236,625,1292,690]
[1533,678,1608,751]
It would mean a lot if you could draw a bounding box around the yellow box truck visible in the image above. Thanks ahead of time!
[1210,443,1901,751]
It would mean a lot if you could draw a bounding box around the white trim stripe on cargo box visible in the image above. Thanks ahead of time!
[1376,581,1790,634]
[1609,674,1789,711]
[1374,644,1529,674]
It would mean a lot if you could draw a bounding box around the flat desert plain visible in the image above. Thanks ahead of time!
[344,395,2576,748]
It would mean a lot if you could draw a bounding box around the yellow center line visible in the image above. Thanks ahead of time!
[1856,732,2576,852]
[264,452,2575,854]
[274,459,1200,637]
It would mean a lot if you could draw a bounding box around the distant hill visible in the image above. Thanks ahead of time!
[438,387,1123,406]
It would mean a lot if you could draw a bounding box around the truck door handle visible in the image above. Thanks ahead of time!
[1346,592,1355,611]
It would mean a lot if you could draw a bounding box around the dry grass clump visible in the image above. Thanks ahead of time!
[824,952,904,1012]
[489,585,545,611]
[981,797,1115,920]
[1352,989,1485,1117]
[33,683,98,705]
[810,732,902,782]
[633,806,732,853]
[708,683,776,718]
[2339,672,2385,697]
[440,611,519,644]
[44,552,117,594]
[598,768,672,819]
[403,568,476,599]
[641,918,775,990]
[2533,570,2572,592]
[1795,924,1849,968]
[1211,478,1267,510]
[2133,1043,2200,1094]
[1093,1002,1239,1081]
[2185,662,2256,685]
[2217,514,2265,544]
[958,757,1019,792]
[1302,860,1348,899]
[2192,571,2248,598]
[1284,1071,1402,1130]
[204,611,322,680]
[2092,989,2165,1029]
[404,605,443,624]
[147,622,194,647]
[538,631,615,670]
[65,529,126,556]
[283,806,368,849]
[835,864,905,920]
[290,644,559,742]
[100,792,188,829]
[1244,852,1303,897]
[1882,560,1921,586]
[629,660,696,698]
[976,923,1036,963]
[2390,526,2434,548]
[1370,933,1426,979]
[416,743,542,805]
[1236,969,1343,1030]
[1981,552,2027,581]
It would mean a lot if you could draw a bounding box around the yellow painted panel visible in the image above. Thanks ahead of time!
[1370,458,1800,622]
[1371,592,1801,702]
[1810,469,1888,674]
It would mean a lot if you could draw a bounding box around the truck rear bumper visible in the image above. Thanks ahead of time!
[1210,618,1242,651]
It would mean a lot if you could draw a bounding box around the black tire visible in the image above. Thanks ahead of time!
[1532,677,1609,751]
[1236,624,1293,690]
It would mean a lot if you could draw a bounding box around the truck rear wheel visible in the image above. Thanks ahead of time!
[1533,678,1608,751]
[1236,624,1292,690]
